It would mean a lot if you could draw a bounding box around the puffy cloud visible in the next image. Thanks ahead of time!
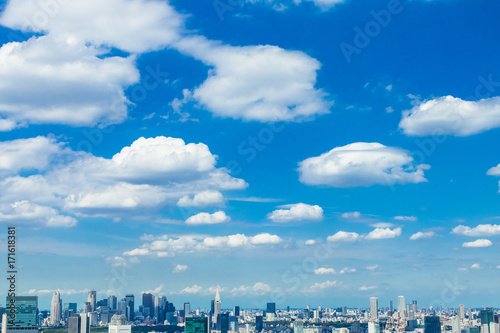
[470,263,483,270]
[314,268,336,275]
[305,240,317,245]
[341,211,361,219]
[410,231,436,240]
[366,265,379,271]
[173,265,188,273]
[123,232,283,257]
[340,267,356,274]
[394,215,417,222]
[267,203,323,222]
[298,142,429,188]
[0,200,77,228]
[365,227,402,240]
[327,231,360,242]
[452,224,500,237]
[186,211,230,225]
[142,284,164,294]
[399,96,500,137]
[462,239,492,248]
[174,285,203,294]
[106,256,129,268]
[359,285,378,291]
[231,282,272,295]
[370,222,396,228]
[22,288,90,296]
[302,280,340,293]
[173,36,332,122]
[177,190,224,207]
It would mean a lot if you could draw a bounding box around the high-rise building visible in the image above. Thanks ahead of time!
[217,313,229,333]
[83,303,91,314]
[185,317,208,333]
[370,297,378,319]
[184,303,190,317]
[452,317,461,333]
[424,316,441,333]
[80,314,90,333]
[109,314,131,333]
[5,296,38,329]
[108,296,117,311]
[233,306,240,317]
[50,292,61,325]
[411,301,417,314]
[142,294,153,316]
[266,303,276,315]
[125,295,134,322]
[213,287,221,325]
[389,301,393,316]
[397,296,405,315]
[255,316,263,333]
[482,309,494,326]
[68,316,81,333]
[350,321,360,333]
[294,321,304,333]
[87,291,96,313]
[368,322,380,333]
[459,305,465,320]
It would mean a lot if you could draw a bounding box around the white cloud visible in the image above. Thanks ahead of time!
[359,285,378,291]
[314,267,336,275]
[305,240,317,245]
[365,227,402,240]
[470,263,483,270]
[173,285,203,294]
[327,231,360,242]
[298,142,429,188]
[106,256,129,268]
[462,239,492,248]
[340,267,356,274]
[496,265,500,269]
[394,215,417,222]
[22,288,90,296]
[302,280,340,293]
[173,265,188,273]
[370,222,396,228]
[177,190,224,207]
[341,211,361,219]
[231,282,272,295]
[142,284,165,294]
[267,203,323,222]
[244,0,344,11]
[173,36,332,122]
[366,265,379,271]
[410,231,436,240]
[186,211,230,225]
[0,200,77,228]
[452,224,500,237]
[399,96,500,136]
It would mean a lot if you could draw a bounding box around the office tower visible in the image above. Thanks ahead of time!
[217,313,229,333]
[412,300,417,314]
[214,287,221,324]
[88,313,98,326]
[125,295,134,322]
[185,317,208,333]
[109,314,131,333]
[108,296,117,311]
[5,296,38,329]
[482,309,494,326]
[50,292,61,325]
[370,297,378,319]
[459,305,465,320]
[389,301,393,316]
[233,306,240,317]
[468,309,472,320]
[266,303,276,315]
[490,323,500,333]
[142,294,154,316]
[368,322,380,333]
[184,303,190,317]
[80,314,90,333]
[452,317,461,333]
[255,316,263,333]
[68,316,81,333]
[83,303,91,314]
[88,291,96,313]
[425,316,441,333]
[3,313,8,333]
[350,321,360,333]
[397,296,405,315]
[294,321,304,333]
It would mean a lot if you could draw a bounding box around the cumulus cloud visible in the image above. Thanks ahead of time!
[123,232,283,257]
[173,285,203,294]
[305,240,317,245]
[173,36,332,122]
[470,263,483,270]
[267,203,323,222]
[298,142,429,188]
[341,211,361,219]
[0,200,77,228]
[142,284,165,294]
[302,280,340,293]
[186,211,230,225]
[410,231,436,240]
[399,96,500,137]
[452,224,500,237]
[177,190,224,207]
[394,215,417,222]
[173,265,188,273]
[462,239,492,248]
[231,282,272,295]
[314,268,336,275]
[365,227,402,240]
[327,231,360,242]
[340,267,356,274]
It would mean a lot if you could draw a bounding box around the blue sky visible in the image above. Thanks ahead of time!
[1,0,500,311]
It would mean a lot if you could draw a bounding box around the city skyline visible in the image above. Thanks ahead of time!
[0,0,500,311]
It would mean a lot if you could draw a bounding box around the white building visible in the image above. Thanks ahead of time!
[50,292,61,325]
[109,314,131,333]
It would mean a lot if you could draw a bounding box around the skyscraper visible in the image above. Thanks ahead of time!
[368,322,380,333]
[370,297,378,319]
[88,291,96,313]
[184,303,190,317]
[5,296,38,328]
[459,305,465,320]
[266,303,276,315]
[233,306,240,317]
[213,287,221,324]
[125,295,134,322]
[80,313,90,333]
[50,292,61,325]
[411,300,417,314]
[389,301,393,316]
[217,313,229,333]
[398,296,406,315]
[185,317,208,333]
[255,316,263,333]
[294,321,304,333]
[142,294,154,315]
[452,317,461,333]
[424,316,441,333]
[482,309,494,326]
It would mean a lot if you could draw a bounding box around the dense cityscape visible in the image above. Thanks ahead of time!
[2,290,498,333]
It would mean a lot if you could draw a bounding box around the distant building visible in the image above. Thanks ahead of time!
[398,296,406,316]
[424,316,441,333]
[88,291,96,313]
[184,303,191,317]
[255,316,263,333]
[50,292,61,325]
[80,314,90,333]
[233,307,240,317]
[142,294,153,317]
[185,317,208,333]
[294,320,304,333]
[108,296,117,311]
[217,313,229,333]
[109,314,131,333]
[5,296,38,330]
[370,297,378,319]
[214,287,221,325]
[266,303,276,315]
[125,295,134,322]
[68,316,81,333]
[368,322,380,333]
[459,305,465,320]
